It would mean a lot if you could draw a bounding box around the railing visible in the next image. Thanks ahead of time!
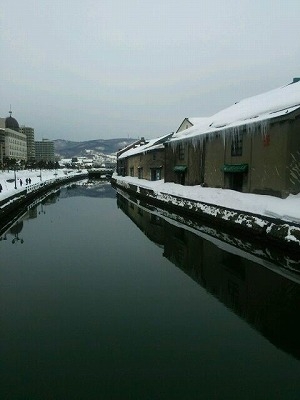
[25,172,87,194]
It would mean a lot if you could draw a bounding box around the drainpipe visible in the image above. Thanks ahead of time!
[223,132,226,188]
[249,133,253,192]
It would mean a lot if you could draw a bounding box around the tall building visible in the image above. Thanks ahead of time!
[0,112,27,163]
[19,125,35,162]
[35,139,55,163]
[0,129,5,165]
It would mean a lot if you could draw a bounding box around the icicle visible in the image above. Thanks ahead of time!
[169,117,273,153]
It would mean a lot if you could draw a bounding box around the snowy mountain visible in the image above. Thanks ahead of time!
[54,138,137,159]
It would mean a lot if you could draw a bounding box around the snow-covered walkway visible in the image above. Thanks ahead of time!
[0,169,87,204]
[113,174,300,225]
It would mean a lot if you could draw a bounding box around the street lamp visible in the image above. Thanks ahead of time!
[38,204,46,214]
[12,234,24,244]
[14,167,17,189]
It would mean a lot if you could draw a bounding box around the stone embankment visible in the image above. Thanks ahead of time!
[111,176,300,254]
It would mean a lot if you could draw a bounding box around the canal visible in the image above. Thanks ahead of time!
[1,180,300,399]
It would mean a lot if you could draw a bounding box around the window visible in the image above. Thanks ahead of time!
[138,167,143,179]
[150,214,162,225]
[231,134,243,156]
[178,143,185,160]
[151,168,161,181]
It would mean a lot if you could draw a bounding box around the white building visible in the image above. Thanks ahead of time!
[0,113,27,163]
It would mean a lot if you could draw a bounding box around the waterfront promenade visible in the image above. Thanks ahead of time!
[0,169,88,209]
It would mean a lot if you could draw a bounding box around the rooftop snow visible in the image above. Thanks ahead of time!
[171,80,300,142]
[118,80,300,152]
[211,81,300,127]
[119,133,172,159]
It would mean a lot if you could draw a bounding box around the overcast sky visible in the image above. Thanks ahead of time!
[1,0,299,141]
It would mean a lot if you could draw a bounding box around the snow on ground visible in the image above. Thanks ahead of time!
[113,174,300,224]
[0,169,87,203]
[1,169,299,226]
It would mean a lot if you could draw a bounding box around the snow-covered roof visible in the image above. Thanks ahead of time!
[116,139,142,156]
[119,133,173,159]
[176,117,211,133]
[189,117,211,126]
[212,81,300,127]
[172,80,300,143]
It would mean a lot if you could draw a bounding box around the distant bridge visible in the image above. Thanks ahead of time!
[88,168,114,179]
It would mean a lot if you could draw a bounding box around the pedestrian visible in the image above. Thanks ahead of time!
[28,178,31,184]
[20,179,23,186]
[0,183,2,192]
[26,178,28,185]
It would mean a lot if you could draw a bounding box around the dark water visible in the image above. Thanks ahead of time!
[1,180,300,399]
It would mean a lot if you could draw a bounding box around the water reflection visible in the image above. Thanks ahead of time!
[0,189,60,243]
[60,179,116,199]
[0,180,114,244]
[117,190,300,360]
[1,180,300,398]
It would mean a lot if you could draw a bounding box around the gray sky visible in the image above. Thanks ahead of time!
[1,0,299,141]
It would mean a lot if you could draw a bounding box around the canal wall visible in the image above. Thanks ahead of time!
[111,176,300,253]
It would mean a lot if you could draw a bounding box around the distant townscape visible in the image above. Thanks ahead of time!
[54,138,136,168]
[0,112,136,169]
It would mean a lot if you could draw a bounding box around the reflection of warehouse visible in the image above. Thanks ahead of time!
[163,223,204,286]
[117,192,300,360]
[163,220,300,358]
[117,194,165,246]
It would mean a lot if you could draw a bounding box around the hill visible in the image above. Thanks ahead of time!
[54,138,137,159]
